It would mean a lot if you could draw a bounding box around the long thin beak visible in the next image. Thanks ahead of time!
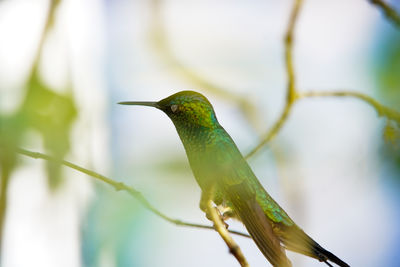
[118,101,161,109]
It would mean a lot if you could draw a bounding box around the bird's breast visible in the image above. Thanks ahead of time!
[175,126,230,190]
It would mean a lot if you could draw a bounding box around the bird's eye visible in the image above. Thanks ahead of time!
[170,104,178,113]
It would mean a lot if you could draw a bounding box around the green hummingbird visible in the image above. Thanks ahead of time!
[119,91,349,267]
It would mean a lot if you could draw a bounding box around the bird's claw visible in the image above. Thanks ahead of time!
[205,207,230,229]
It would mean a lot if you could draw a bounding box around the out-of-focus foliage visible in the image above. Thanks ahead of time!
[376,31,400,181]
[0,114,24,175]
[0,0,78,250]
[23,68,77,188]
[0,65,77,251]
[0,66,77,188]
[0,111,25,241]
[377,36,400,107]
[0,0,75,191]
[384,122,400,149]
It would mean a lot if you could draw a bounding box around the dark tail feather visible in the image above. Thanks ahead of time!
[312,242,350,267]
[282,226,350,267]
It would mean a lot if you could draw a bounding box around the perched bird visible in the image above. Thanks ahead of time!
[119,91,349,267]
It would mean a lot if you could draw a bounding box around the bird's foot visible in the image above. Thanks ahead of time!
[222,208,235,221]
[205,207,230,229]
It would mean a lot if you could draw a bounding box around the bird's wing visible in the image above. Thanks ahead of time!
[207,139,292,267]
[205,132,349,267]
[227,181,292,267]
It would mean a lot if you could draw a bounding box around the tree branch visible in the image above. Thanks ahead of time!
[246,0,303,159]
[15,148,251,238]
[31,0,62,74]
[370,0,400,28]
[245,103,293,159]
[245,0,400,159]
[206,195,249,267]
[299,90,400,126]
[285,0,303,103]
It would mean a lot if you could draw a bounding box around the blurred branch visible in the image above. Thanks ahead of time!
[383,121,400,148]
[31,0,62,72]
[246,85,400,158]
[16,148,251,239]
[245,0,400,159]
[246,0,303,159]
[149,0,262,130]
[370,0,400,28]
[206,194,249,267]
[285,0,302,103]
[299,90,400,126]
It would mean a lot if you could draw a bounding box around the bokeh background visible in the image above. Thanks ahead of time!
[0,0,399,266]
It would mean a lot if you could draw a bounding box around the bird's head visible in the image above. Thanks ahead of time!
[119,91,219,129]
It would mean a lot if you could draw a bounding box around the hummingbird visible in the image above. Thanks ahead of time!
[119,91,349,267]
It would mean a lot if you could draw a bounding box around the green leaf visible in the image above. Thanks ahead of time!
[21,69,77,189]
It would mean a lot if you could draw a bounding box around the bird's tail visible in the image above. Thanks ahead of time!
[282,226,350,267]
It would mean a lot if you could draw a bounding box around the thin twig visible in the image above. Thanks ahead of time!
[246,0,303,159]
[206,196,249,267]
[370,0,400,28]
[285,0,303,103]
[299,90,400,126]
[245,0,400,159]
[245,103,293,159]
[16,148,251,238]
[31,0,61,74]
[247,89,400,159]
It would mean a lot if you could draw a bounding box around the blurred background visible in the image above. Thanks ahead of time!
[0,0,399,266]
